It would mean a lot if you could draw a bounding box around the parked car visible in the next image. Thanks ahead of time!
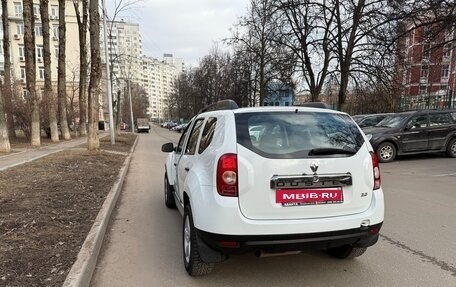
[363,110,456,163]
[352,113,394,128]
[161,100,384,276]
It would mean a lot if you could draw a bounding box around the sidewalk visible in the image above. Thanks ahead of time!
[0,134,105,172]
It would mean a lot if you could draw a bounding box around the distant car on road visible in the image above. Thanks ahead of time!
[136,118,150,133]
[363,110,456,162]
[352,113,394,128]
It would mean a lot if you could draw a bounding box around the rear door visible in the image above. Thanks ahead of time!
[235,110,374,220]
[428,112,454,150]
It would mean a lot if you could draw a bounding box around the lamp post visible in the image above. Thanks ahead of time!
[128,79,134,132]
[102,0,115,144]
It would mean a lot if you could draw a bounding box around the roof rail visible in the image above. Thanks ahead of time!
[199,100,239,113]
[296,102,332,109]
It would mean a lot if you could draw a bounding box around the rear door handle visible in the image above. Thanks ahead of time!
[185,167,190,172]
[173,163,177,166]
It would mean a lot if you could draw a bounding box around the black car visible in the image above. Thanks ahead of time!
[363,110,456,163]
[352,113,394,128]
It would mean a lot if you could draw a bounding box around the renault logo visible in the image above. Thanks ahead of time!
[310,161,319,173]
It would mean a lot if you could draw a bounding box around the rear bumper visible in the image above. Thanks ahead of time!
[196,223,382,255]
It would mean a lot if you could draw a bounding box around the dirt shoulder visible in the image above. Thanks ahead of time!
[0,133,137,287]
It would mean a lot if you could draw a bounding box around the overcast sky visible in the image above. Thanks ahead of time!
[107,0,249,67]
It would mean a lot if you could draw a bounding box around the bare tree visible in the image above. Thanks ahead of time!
[87,0,101,150]
[58,0,71,139]
[228,0,295,105]
[73,0,89,136]
[2,1,15,138]
[104,0,142,132]
[40,0,59,142]
[275,0,336,102]
[23,0,40,146]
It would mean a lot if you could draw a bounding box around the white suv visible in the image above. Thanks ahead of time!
[161,100,384,276]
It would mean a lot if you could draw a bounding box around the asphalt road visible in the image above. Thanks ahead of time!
[91,126,456,287]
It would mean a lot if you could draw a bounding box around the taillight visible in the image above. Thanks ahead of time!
[217,154,238,197]
[370,151,381,190]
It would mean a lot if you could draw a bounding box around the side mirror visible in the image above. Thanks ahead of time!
[405,123,413,130]
[161,142,174,152]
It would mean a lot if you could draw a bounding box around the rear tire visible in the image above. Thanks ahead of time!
[183,204,214,276]
[328,245,367,259]
[376,142,396,163]
[164,173,176,209]
[446,138,456,158]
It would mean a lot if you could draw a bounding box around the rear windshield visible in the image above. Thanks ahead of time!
[235,111,364,159]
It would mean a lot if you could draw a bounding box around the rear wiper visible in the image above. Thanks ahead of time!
[308,148,356,156]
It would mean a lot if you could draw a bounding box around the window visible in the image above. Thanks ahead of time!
[422,43,430,59]
[14,2,22,17]
[33,4,40,17]
[419,85,427,94]
[429,113,451,126]
[35,24,43,36]
[51,5,58,17]
[236,112,364,159]
[18,45,25,58]
[20,67,26,79]
[441,84,448,91]
[408,115,428,129]
[54,46,59,58]
[185,119,204,155]
[445,27,454,41]
[52,25,59,38]
[420,66,428,79]
[38,67,45,79]
[16,23,24,35]
[443,44,451,58]
[198,118,217,154]
[36,45,43,59]
[441,65,449,78]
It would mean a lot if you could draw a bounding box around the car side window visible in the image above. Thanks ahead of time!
[408,115,428,129]
[176,123,192,153]
[198,117,217,154]
[450,112,456,122]
[429,113,452,126]
[185,119,204,155]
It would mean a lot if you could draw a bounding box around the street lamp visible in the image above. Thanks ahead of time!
[102,0,115,144]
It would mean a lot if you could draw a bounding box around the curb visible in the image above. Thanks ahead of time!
[62,135,139,287]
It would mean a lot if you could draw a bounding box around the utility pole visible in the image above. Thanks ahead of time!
[128,79,134,132]
[102,0,115,144]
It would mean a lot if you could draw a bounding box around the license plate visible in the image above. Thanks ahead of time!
[276,187,343,206]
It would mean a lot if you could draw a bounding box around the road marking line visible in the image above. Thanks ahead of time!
[432,173,456,177]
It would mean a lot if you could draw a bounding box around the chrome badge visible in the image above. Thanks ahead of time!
[310,160,319,174]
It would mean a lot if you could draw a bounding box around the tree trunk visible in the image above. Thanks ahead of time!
[40,0,59,142]
[1,1,15,138]
[88,0,101,150]
[74,0,89,136]
[23,0,40,146]
[0,81,11,153]
[58,0,71,140]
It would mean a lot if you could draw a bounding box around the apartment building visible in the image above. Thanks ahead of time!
[141,54,184,121]
[100,20,142,89]
[396,22,456,110]
[0,1,80,99]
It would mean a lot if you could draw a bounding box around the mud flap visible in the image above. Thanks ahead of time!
[196,233,228,263]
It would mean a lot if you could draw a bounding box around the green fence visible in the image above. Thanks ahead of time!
[399,91,455,112]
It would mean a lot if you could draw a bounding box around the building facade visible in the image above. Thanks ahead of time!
[396,22,456,110]
[0,0,80,98]
[263,81,294,106]
[141,54,184,121]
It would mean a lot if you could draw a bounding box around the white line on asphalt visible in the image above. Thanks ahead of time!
[432,173,456,177]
